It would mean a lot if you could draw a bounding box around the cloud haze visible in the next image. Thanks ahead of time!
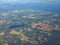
[0,0,60,4]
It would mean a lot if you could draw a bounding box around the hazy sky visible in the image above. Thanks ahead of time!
[0,0,60,4]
